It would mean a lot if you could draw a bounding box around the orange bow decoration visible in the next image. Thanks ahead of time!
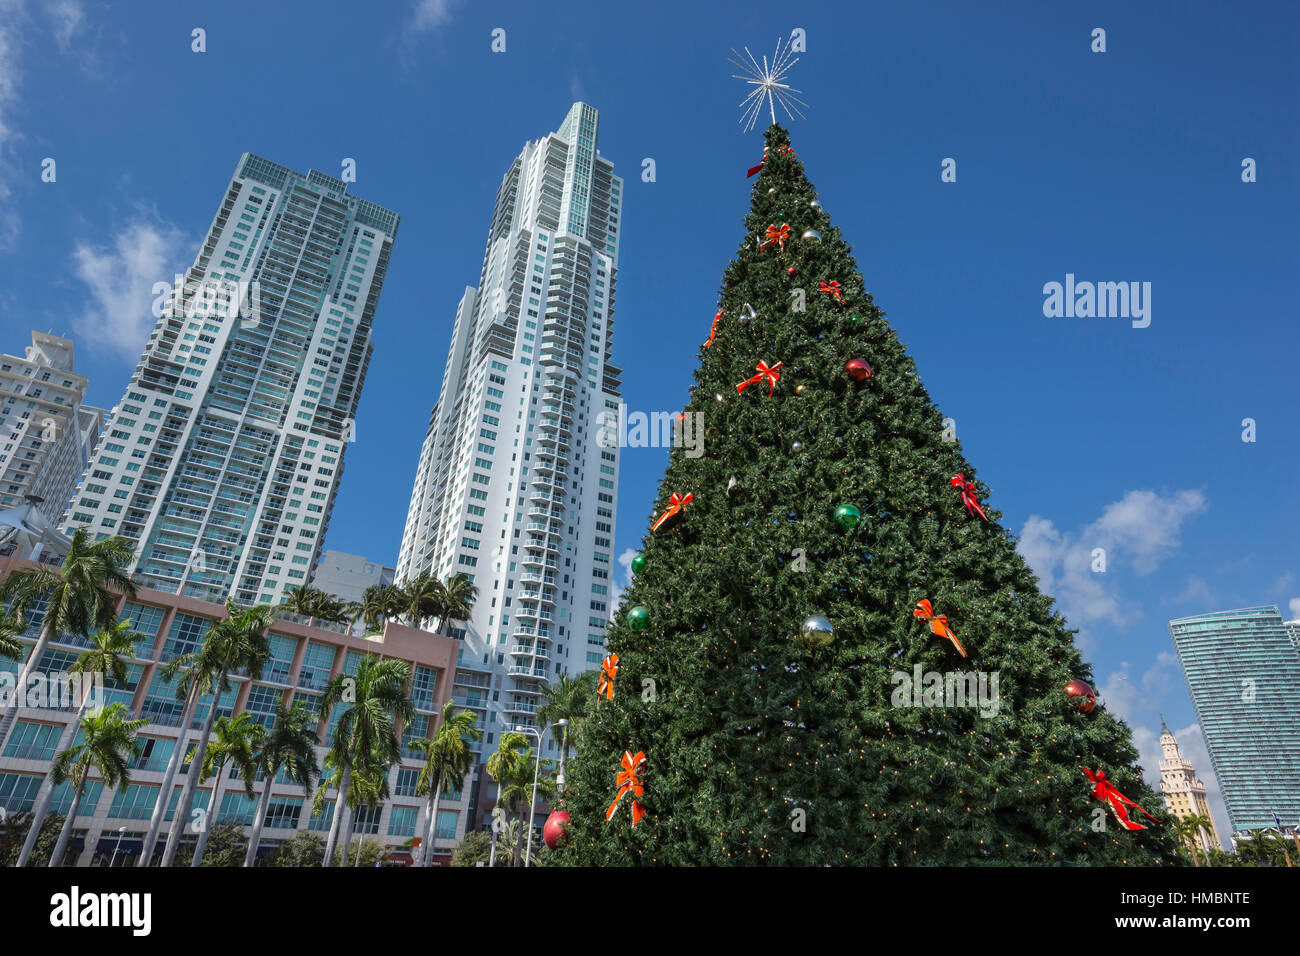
[736,360,784,397]
[913,599,966,658]
[606,750,647,827]
[651,492,693,531]
[1083,768,1160,831]
[819,279,843,302]
[759,223,791,252]
[703,310,722,348]
[597,652,619,700]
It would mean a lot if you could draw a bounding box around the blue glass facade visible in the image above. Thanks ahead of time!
[1169,606,1300,835]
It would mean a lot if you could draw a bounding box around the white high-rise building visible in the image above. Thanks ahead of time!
[397,103,623,760]
[0,331,105,525]
[62,154,400,606]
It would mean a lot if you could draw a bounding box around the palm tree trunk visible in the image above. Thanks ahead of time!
[138,679,201,866]
[160,668,225,867]
[16,685,91,866]
[420,774,444,867]
[341,810,356,865]
[47,773,86,867]
[321,762,352,867]
[191,765,226,867]
[512,807,524,868]
[0,617,57,751]
[243,774,275,867]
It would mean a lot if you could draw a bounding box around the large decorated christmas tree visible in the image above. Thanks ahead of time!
[552,124,1177,866]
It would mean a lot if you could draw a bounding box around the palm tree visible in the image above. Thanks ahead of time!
[348,584,395,634]
[536,671,596,792]
[243,701,320,867]
[47,702,148,867]
[313,744,391,866]
[0,528,136,749]
[317,655,413,867]
[15,620,140,867]
[432,574,477,636]
[157,600,272,867]
[344,758,391,866]
[487,731,544,867]
[190,712,265,867]
[395,573,444,629]
[275,586,349,629]
[137,645,213,866]
[0,613,23,662]
[497,749,555,867]
[1171,818,1200,865]
[1183,813,1216,867]
[409,701,481,867]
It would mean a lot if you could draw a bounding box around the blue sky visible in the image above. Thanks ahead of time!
[1,0,1296,838]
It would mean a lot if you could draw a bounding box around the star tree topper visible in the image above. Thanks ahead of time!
[730,36,809,134]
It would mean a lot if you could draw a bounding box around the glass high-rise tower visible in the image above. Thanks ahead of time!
[1168,606,1300,836]
[397,103,623,755]
[62,154,399,606]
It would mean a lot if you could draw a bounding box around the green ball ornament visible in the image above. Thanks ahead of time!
[627,606,651,632]
[630,553,646,575]
[834,504,861,531]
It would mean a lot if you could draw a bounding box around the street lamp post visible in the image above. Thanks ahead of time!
[514,718,566,867]
[109,826,127,868]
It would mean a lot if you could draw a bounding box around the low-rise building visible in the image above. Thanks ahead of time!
[0,554,467,866]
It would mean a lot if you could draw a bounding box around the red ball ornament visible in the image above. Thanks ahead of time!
[787,266,797,276]
[845,358,872,383]
[1064,679,1096,713]
[543,809,571,849]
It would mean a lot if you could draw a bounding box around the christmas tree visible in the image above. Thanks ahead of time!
[553,125,1177,866]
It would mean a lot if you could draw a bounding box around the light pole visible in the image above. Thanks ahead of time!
[109,826,126,868]
[514,718,566,867]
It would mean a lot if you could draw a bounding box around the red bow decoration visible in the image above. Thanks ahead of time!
[913,599,966,658]
[597,653,619,700]
[746,145,795,177]
[1083,768,1160,831]
[819,280,843,302]
[736,360,784,397]
[951,473,988,521]
[606,750,647,827]
[651,492,693,531]
[703,310,721,348]
[759,223,791,253]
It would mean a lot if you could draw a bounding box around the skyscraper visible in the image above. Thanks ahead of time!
[61,154,399,606]
[397,103,623,759]
[1158,719,1224,853]
[1168,606,1300,836]
[0,331,104,525]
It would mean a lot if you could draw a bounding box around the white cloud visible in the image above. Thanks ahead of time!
[1168,575,1213,607]
[612,547,637,613]
[44,0,84,54]
[409,0,458,32]
[1289,597,1300,621]
[71,218,191,360]
[1017,489,1206,650]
